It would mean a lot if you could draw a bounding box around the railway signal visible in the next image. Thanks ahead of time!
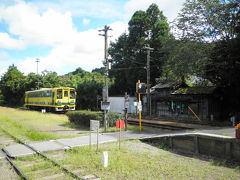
[136,80,144,131]
[136,82,147,94]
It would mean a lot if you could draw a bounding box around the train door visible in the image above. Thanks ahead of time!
[62,88,69,105]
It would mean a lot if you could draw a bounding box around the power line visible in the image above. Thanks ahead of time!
[109,66,145,71]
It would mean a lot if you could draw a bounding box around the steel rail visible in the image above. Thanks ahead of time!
[5,156,29,180]
[0,128,85,180]
[128,120,193,130]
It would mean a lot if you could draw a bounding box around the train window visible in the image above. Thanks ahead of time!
[70,89,75,99]
[64,91,68,97]
[57,89,62,99]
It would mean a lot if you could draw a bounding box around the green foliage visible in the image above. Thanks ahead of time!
[0,65,26,105]
[107,111,123,127]
[174,0,240,41]
[0,65,106,109]
[205,37,240,114]
[109,3,171,95]
[172,0,240,116]
[66,110,123,127]
[41,70,61,87]
[67,110,103,127]
[161,39,213,84]
[75,72,105,110]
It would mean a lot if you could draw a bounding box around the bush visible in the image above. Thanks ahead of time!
[66,110,103,127]
[66,110,123,127]
[108,112,123,127]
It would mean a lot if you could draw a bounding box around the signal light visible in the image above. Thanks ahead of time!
[136,83,147,94]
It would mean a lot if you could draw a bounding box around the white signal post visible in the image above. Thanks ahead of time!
[137,80,142,131]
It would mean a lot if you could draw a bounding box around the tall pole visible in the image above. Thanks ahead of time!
[99,25,112,132]
[36,58,40,75]
[145,46,154,116]
[36,58,40,89]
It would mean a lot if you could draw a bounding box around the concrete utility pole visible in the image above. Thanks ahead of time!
[99,25,112,132]
[36,58,40,75]
[35,58,41,89]
[145,46,154,116]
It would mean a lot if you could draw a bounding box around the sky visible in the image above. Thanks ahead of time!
[0,0,186,76]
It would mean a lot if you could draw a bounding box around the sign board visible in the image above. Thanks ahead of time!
[116,120,125,129]
[102,86,108,102]
[137,101,142,112]
[101,101,110,110]
[90,120,100,131]
[134,101,138,106]
[89,120,100,152]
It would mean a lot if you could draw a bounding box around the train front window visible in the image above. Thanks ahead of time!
[70,89,75,99]
[57,89,62,99]
[64,91,68,97]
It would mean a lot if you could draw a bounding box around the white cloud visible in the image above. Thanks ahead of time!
[0,0,184,76]
[124,0,185,22]
[16,21,128,75]
[82,18,90,26]
[0,1,76,47]
[0,32,25,49]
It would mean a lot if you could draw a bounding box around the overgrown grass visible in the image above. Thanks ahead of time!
[0,116,62,141]
[0,107,78,141]
[57,140,240,180]
[15,155,73,180]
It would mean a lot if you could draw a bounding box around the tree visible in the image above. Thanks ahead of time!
[75,72,105,110]
[25,73,42,90]
[174,0,240,41]
[205,37,240,114]
[160,38,213,84]
[41,71,60,88]
[109,3,171,95]
[0,65,26,105]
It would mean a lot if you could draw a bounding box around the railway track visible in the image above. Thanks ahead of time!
[128,119,194,131]
[0,129,100,180]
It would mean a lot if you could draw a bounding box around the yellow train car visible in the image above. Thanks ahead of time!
[25,87,76,111]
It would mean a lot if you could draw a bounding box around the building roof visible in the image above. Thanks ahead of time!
[151,82,174,89]
[172,86,215,95]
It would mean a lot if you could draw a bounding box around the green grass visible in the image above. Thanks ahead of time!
[0,106,78,141]
[56,140,240,180]
[15,155,73,180]
[0,116,62,141]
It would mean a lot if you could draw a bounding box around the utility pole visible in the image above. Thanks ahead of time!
[35,58,41,89]
[145,46,154,116]
[99,25,112,132]
[36,58,40,75]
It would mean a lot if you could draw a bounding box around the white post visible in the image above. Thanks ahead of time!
[102,151,108,168]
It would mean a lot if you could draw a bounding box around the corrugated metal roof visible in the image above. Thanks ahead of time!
[172,87,216,95]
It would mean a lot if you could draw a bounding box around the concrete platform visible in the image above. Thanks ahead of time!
[3,128,236,158]
[3,134,117,158]
[56,134,117,148]
[3,144,35,158]
[29,140,69,152]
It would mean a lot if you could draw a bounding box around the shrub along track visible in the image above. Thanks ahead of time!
[0,128,100,180]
